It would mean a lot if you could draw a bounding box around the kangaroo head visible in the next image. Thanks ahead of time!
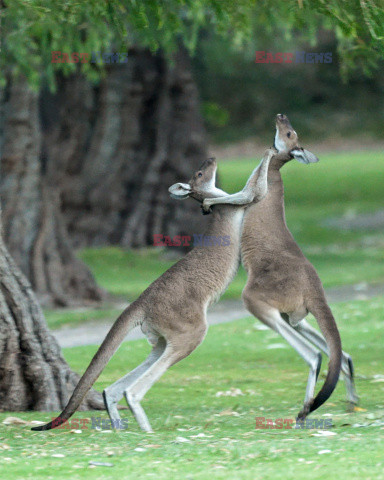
[169,157,224,202]
[274,113,319,165]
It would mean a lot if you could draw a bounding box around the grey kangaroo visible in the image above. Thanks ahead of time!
[203,114,358,419]
[32,153,273,433]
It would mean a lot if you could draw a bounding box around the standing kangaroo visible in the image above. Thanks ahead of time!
[203,114,358,419]
[32,153,273,433]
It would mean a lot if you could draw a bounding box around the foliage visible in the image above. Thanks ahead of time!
[1,0,384,88]
[193,28,384,142]
[3,296,384,479]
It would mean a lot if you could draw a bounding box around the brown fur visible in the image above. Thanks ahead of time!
[241,118,341,417]
[32,155,272,432]
[201,115,342,417]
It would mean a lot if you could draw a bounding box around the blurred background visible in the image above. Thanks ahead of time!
[1,3,384,323]
[0,1,384,414]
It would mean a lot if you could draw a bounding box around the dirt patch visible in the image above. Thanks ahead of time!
[52,281,384,348]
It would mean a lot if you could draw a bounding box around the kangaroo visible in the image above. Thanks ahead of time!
[32,153,274,433]
[203,114,358,419]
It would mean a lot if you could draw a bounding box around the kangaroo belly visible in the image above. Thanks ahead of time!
[244,253,308,314]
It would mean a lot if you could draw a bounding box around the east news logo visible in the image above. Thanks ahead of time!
[255,51,332,64]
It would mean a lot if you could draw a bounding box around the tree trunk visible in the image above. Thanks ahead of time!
[0,217,103,411]
[42,47,207,248]
[0,77,104,307]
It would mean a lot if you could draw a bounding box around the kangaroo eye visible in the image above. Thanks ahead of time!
[287,132,291,138]
[197,172,203,178]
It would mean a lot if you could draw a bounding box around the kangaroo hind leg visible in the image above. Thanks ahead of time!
[103,336,167,427]
[294,319,359,408]
[124,320,208,432]
[242,291,322,405]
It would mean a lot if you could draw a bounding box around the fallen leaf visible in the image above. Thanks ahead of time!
[267,343,288,350]
[365,413,377,420]
[215,388,244,397]
[354,407,367,412]
[311,431,337,437]
[217,409,240,417]
[89,461,114,467]
[190,433,210,438]
[2,417,28,426]
[175,436,191,443]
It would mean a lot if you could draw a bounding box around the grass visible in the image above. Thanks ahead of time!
[220,150,384,289]
[220,150,384,247]
[44,307,122,330]
[79,247,180,300]
[44,150,384,330]
[3,296,384,479]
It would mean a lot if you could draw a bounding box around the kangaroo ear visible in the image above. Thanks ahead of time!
[168,182,191,200]
[291,148,319,164]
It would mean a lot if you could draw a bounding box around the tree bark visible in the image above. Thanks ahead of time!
[0,49,207,412]
[0,216,103,411]
[42,47,207,248]
[0,77,104,307]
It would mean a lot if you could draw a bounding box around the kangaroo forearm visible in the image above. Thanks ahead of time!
[205,191,254,207]
[205,150,274,209]
[235,149,275,202]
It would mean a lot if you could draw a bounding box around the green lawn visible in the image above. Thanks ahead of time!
[45,150,384,330]
[44,307,123,331]
[3,296,384,479]
[220,150,384,247]
[220,150,384,289]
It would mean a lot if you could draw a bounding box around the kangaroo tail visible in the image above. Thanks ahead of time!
[32,304,142,431]
[297,301,342,419]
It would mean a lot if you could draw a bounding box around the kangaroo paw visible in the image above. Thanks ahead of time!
[296,400,313,421]
[201,204,212,215]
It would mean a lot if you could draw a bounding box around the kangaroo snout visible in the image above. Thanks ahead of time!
[276,113,291,127]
